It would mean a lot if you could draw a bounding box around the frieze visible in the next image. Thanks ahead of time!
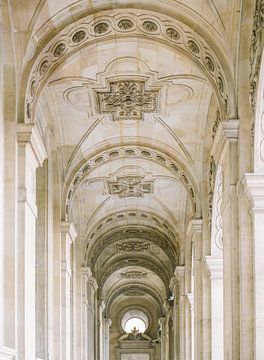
[123,290,146,296]
[116,241,150,252]
[120,271,148,279]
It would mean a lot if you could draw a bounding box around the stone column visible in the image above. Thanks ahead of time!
[103,318,112,360]
[60,222,77,360]
[185,293,194,360]
[212,120,240,360]
[190,220,203,360]
[16,124,47,360]
[243,173,264,359]
[169,278,178,360]
[81,267,98,360]
[98,300,105,360]
[204,257,223,360]
[175,266,185,360]
[158,317,167,360]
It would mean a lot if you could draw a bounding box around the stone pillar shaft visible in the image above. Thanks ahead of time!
[243,173,264,360]
[212,120,240,360]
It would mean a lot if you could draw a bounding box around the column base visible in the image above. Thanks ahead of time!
[0,346,15,360]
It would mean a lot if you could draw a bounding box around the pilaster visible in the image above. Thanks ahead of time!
[15,124,47,360]
[211,119,240,360]
[243,173,264,360]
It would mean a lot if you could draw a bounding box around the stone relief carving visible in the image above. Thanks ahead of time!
[120,271,148,279]
[212,108,221,139]
[65,146,197,218]
[117,19,134,30]
[211,166,223,251]
[116,242,150,252]
[208,156,217,228]
[107,174,154,198]
[26,11,229,121]
[97,80,159,120]
[123,290,146,296]
[250,0,264,137]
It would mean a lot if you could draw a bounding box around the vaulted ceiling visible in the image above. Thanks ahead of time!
[11,0,240,333]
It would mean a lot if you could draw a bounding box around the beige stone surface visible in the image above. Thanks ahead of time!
[0,0,262,359]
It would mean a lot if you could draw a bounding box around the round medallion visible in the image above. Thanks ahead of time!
[94,22,109,34]
[142,21,158,32]
[117,19,134,30]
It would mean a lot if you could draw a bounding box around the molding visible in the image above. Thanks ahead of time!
[186,292,194,309]
[0,347,15,360]
[60,221,77,243]
[187,219,203,241]
[203,256,223,279]
[174,266,185,280]
[16,124,47,166]
[211,120,239,164]
[81,266,98,291]
[243,173,264,210]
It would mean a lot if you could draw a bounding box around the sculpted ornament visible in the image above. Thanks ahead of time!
[123,290,146,296]
[97,80,159,120]
[26,10,229,124]
[120,271,148,279]
[107,175,154,198]
[116,242,150,252]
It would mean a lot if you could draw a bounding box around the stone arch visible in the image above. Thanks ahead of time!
[105,284,165,318]
[63,143,200,220]
[21,7,235,125]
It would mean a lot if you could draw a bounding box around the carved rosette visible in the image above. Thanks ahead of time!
[97,80,159,120]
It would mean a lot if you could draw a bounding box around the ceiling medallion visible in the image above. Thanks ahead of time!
[107,175,154,198]
[97,80,159,120]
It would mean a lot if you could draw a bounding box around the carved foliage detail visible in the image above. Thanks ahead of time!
[116,241,150,252]
[123,290,146,296]
[97,80,159,120]
[26,12,229,121]
[208,156,217,227]
[120,271,148,279]
[108,175,154,198]
[250,0,264,136]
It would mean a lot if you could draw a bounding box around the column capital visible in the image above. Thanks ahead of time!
[211,120,239,164]
[169,276,177,291]
[187,219,203,241]
[202,256,223,279]
[174,266,185,281]
[243,173,264,210]
[16,123,47,166]
[81,267,98,291]
[60,221,77,243]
